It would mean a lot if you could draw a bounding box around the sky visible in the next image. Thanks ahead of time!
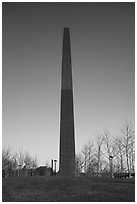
[2,2,135,167]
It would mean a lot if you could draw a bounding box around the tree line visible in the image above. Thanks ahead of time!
[75,122,135,178]
[2,148,38,177]
[3,121,135,178]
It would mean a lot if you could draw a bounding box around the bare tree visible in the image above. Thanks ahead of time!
[102,130,116,177]
[24,152,32,169]
[2,147,39,177]
[81,140,94,175]
[31,156,38,169]
[120,122,135,174]
[82,143,88,173]
[2,147,18,177]
[76,121,134,178]
[75,153,83,175]
[87,140,94,174]
[114,136,126,174]
[17,148,25,168]
[129,137,135,173]
[94,134,103,177]
[2,147,12,170]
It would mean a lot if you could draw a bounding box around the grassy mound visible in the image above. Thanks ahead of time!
[2,176,135,202]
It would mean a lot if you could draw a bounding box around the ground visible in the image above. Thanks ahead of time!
[2,176,135,202]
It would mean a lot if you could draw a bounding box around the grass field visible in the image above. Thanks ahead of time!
[2,176,135,202]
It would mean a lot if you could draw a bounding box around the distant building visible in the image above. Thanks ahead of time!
[36,166,51,176]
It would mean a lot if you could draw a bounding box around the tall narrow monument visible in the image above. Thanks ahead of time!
[59,28,75,176]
